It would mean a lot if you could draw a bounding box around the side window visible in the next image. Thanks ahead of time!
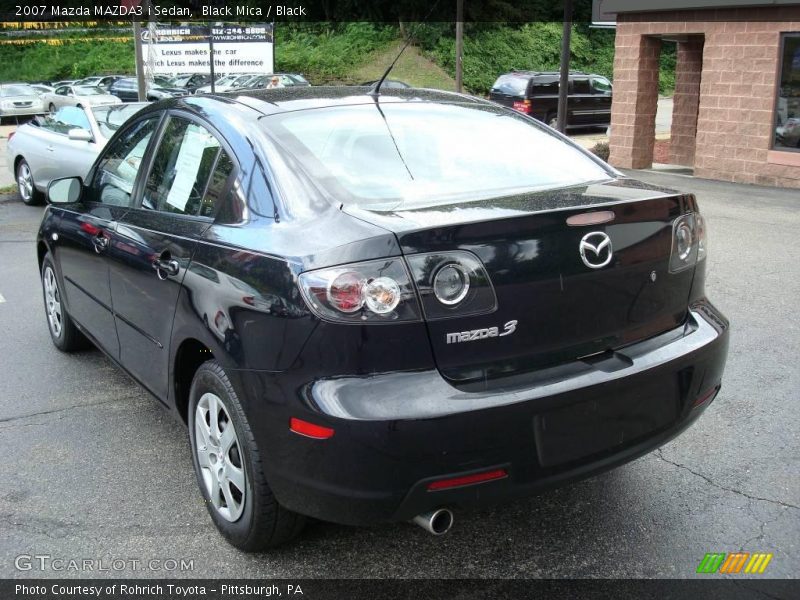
[141,117,226,217]
[90,117,159,207]
[530,81,559,95]
[572,78,591,94]
[55,86,68,96]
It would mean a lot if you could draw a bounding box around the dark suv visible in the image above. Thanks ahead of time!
[489,71,613,129]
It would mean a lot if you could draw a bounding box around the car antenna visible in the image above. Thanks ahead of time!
[368,0,442,99]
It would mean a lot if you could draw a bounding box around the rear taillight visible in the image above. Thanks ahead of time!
[405,251,497,320]
[298,258,421,323]
[669,212,707,273]
[512,99,532,114]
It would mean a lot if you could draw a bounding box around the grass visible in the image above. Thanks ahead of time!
[350,41,456,90]
[0,184,17,195]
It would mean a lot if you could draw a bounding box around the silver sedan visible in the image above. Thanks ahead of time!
[0,83,46,121]
[40,85,121,113]
[7,103,147,205]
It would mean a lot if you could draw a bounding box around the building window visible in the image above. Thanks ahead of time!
[774,33,800,152]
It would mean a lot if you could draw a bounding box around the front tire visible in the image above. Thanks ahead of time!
[188,360,305,551]
[49,103,56,114]
[41,254,87,351]
[16,159,43,206]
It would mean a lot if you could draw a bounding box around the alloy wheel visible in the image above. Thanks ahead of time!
[17,162,33,202]
[194,392,247,522]
[43,266,62,338]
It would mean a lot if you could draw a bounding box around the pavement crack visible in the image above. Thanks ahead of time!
[0,395,142,428]
[655,449,800,511]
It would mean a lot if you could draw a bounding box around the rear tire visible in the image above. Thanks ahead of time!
[48,103,56,114]
[188,360,305,551]
[41,253,88,352]
[16,158,43,206]
[547,113,558,129]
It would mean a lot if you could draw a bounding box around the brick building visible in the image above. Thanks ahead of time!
[602,0,800,188]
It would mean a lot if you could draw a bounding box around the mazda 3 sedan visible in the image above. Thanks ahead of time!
[37,87,729,550]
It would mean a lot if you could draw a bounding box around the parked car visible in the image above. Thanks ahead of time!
[74,75,125,91]
[109,77,189,102]
[238,73,312,90]
[51,80,76,88]
[7,103,147,204]
[37,87,729,550]
[489,71,613,129]
[41,85,121,113]
[0,83,46,122]
[195,73,261,94]
[169,74,212,94]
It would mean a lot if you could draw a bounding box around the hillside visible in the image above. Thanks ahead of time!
[0,24,675,94]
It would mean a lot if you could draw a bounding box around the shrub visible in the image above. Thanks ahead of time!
[590,142,610,162]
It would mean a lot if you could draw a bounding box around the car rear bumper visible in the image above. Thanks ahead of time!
[257,300,729,526]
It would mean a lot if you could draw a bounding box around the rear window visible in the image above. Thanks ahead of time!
[1,84,36,97]
[264,102,611,211]
[491,75,529,96]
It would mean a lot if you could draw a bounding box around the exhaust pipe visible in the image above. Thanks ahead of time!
[412,508,454,535]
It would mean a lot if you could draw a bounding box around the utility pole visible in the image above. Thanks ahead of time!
[133,0,150,102]
[209,24,216,93]
[556,0,573,133]
[455,0,464,93]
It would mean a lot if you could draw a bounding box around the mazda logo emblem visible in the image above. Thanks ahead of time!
[579,231,613,269]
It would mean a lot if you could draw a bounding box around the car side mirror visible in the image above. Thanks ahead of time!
[48,177,83,204]
[68,128,93,142]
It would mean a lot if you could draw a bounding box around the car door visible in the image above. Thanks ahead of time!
[108,113,236,400]
[590,76,613,126]
[55,114,161,357]
[569,77,593,126]
[50,86,70,110]
[37,107,100,186]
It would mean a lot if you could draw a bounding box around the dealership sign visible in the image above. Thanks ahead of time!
[140,23,273,75]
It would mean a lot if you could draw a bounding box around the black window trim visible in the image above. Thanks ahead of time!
[772,32,800,154]
[125,108,241,223]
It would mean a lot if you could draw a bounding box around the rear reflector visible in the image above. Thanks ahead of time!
[427,468,508,491]
[290,417,335,439]
[693,386,719,409]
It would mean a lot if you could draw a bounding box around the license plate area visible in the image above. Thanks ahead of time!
[534,379,679,467]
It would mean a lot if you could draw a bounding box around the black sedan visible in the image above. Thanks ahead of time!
[38,87,729,550]
[109,77,189,102]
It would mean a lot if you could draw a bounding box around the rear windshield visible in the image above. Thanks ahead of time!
[264,102,611,211]
[1,84,36,97]
[491,75,529,96]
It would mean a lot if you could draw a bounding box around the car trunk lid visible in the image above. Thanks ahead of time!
[346,179,697,387]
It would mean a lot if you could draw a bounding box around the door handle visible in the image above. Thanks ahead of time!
[153,257,180,280]
[91,234,109,253]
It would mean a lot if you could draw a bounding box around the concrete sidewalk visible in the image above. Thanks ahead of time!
[572,96,673,149]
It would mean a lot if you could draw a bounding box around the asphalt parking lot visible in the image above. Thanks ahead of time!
[0,170,797,579]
